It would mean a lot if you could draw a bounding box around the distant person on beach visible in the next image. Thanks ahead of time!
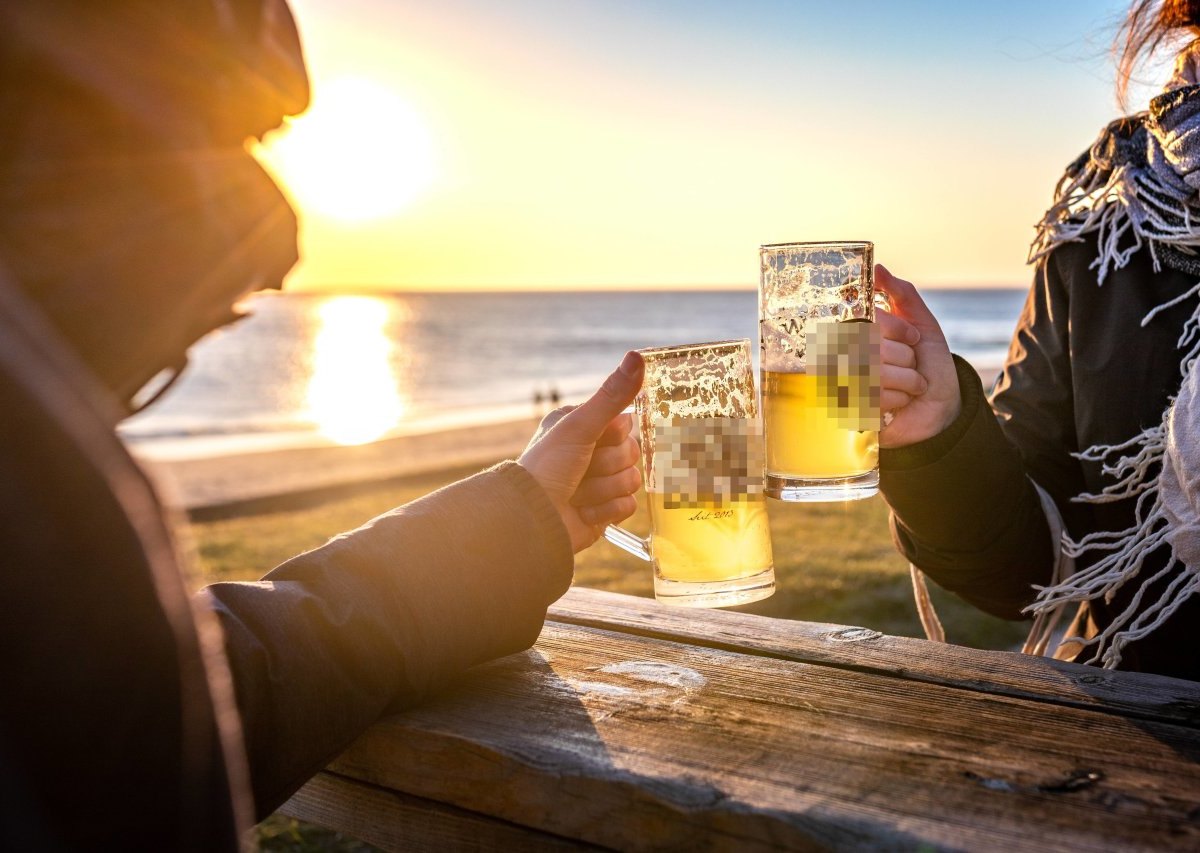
[0,2,643,848]
[875,0,1200,681]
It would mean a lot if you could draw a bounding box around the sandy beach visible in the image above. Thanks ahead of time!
[138,364,1003,514]
[137,416,540,512]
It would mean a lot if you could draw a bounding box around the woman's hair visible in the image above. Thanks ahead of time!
[1118,0,1200,106]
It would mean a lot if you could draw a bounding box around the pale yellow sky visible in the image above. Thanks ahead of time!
[257,0,1165,292]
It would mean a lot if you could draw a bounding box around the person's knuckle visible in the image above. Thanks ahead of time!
[539,406,570,430]
[598,373,624,404]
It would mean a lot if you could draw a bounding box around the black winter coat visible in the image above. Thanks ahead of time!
[881,236,1200,681]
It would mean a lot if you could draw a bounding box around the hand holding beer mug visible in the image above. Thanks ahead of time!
[604,339,775,608]
[760,241,886,501]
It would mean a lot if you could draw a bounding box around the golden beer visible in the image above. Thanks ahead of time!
[760,240,880,501]
[648,491,773,584]
[603,339,775,607]
[762,369,878,479]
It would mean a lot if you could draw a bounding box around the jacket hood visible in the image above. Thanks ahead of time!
[0,0,309,410]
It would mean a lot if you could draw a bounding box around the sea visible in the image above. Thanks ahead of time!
[118,288,1028,460]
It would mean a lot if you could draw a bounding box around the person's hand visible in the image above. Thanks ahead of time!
[518,352,644,552]
[875,265,961,449]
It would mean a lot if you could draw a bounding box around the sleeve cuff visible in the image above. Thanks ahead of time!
[492,460,574,599]
[879,355,1031,545]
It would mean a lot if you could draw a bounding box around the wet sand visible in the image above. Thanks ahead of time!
[137,417,539,511]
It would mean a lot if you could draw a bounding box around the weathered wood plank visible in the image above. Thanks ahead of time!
[327,621,1200,852]
[279,770,605,852]
[550,586,1200,728]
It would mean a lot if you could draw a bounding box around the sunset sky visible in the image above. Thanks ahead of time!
[257,0,1167,292]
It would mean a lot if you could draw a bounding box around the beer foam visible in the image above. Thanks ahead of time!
[635,341,760,494]
[760,243,872,373]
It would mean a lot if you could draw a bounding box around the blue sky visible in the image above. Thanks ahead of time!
[268,0,1166,289]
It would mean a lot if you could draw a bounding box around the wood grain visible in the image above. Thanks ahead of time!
[550,587,1200,728]
[319,615,1200,851]
[279,770,602,851]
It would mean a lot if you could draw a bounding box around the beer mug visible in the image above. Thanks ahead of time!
[759,241,884,502]
[604,339,775,608]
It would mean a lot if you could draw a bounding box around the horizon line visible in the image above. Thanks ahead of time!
[279,281,1029,296]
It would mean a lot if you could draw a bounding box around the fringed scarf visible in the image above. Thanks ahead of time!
[1023,43,1200,669]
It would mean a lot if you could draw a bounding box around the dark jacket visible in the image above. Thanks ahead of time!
[0,273,573,847]
[880,235,1200,680]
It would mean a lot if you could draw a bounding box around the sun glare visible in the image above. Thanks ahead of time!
[306,296,407,445]
[261,77,437,223]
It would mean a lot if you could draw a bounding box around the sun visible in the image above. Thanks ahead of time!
[258,76,437,223]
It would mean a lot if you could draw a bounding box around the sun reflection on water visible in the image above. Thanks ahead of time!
[306,295,407,445]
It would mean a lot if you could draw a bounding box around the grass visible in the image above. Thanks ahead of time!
[186,461,1027,648]
[254,815,379,852]
[184,459,1027,849]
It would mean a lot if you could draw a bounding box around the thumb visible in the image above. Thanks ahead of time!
[556,351,644,442]
[876,264,942,336]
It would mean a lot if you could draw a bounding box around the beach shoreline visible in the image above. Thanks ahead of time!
[139,363,1003,513]
[137,415,540,512]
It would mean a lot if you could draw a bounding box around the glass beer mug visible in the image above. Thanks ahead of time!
[604,339,775,608]
[759,241,884,502]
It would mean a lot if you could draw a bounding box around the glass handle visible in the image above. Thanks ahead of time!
[603,524,651,562]
[873,291,893,314]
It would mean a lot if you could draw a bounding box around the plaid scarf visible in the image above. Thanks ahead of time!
[1023,43,1200,668]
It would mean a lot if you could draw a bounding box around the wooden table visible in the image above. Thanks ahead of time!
[280,587,1200,851]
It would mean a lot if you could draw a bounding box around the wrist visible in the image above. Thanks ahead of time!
[934,393,963,436]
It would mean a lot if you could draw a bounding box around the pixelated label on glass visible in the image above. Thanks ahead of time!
[810,320,880,431]
[651,416,764,510]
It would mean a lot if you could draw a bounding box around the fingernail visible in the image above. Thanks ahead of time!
[907,327,921,345]
[579,506,597,525]
[619,351,642,377]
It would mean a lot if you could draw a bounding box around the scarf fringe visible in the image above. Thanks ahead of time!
[1024,297,1200,668]
[1019,67,1200,670]
[1030,133,1200,284]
